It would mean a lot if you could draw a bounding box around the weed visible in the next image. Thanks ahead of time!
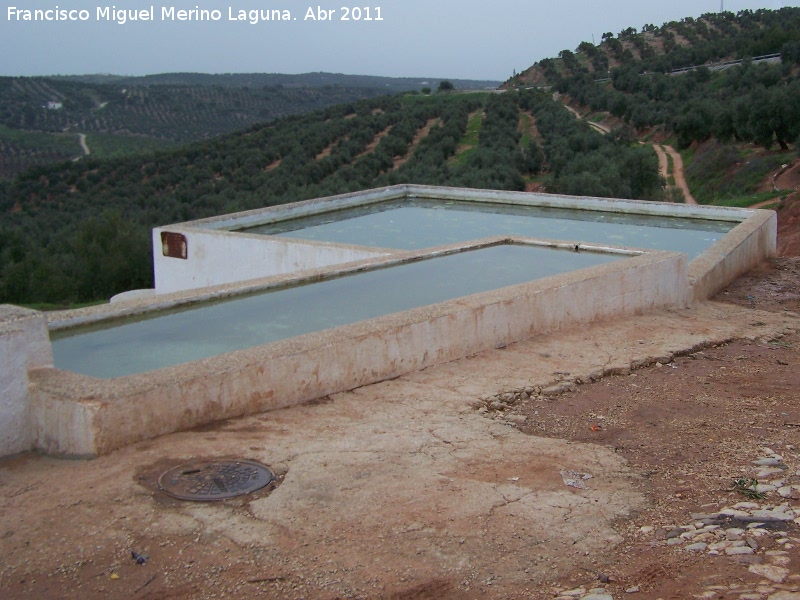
[731,477,766,500]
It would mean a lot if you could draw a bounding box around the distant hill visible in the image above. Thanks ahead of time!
[54,72,500,91]
[0,72,500,178]
[509,7,800,87]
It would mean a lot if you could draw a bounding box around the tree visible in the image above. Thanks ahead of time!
[438,80,455,93]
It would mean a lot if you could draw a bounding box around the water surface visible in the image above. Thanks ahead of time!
[244,199,733,259]
[52,244,622,378]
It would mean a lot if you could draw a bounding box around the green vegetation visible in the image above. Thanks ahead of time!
[83,133,181,160]
[513,7,800,205]
[0,125,81,178]
[0,91,664,306]
[451,110,484,165]
[518,112,534,147]
[0,72,500,178]
[683,140,787,204]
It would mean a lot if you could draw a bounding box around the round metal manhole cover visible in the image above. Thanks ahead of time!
[158,460,275,501]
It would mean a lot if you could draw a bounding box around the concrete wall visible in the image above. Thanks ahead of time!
[688,209,777,303]
[0,306,53,456]
[29,248,687,457]
[153,228,392,295]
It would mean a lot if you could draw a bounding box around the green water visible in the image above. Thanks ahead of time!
[52,244,622,379]
[245,199,734,259]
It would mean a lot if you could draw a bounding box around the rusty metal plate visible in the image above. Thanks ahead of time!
[157,460,274,501]
[161,231,188,259]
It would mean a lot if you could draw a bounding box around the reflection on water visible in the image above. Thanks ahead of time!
[52,244,621,379]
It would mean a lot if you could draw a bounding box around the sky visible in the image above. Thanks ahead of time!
[2,1,799,80]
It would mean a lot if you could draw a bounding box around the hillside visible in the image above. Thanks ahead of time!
[507,7,800,208]
[0,89,663,305]
[0,72,500,178]
[510,7,800,86]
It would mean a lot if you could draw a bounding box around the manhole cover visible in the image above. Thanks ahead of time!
[158,460,275,501]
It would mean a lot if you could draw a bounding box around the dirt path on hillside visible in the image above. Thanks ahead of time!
[556,93,699,207]
[652,143,669,180]
[77,133,90,156]
[560,101,611,135]
[652,144,698,205]
[662,144,697,205]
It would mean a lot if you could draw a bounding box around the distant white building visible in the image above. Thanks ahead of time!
[46,101,63,110]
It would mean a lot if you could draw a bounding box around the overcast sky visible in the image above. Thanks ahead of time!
[2,1,798,80]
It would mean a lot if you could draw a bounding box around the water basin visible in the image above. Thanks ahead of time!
[243,199,734,259]
[52,243,623,378]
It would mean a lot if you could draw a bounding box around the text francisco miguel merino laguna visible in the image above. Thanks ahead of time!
[7,5,384,24]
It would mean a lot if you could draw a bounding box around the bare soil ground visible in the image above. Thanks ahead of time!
[1,204,799,600]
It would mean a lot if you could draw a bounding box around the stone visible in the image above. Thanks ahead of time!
[777,486,800,499]
[752,510,795,521]
[726,528,745,540]
[728,555,764,565]
[720,509,751,518]
[754,468,784,479]
[766,592,800,600]
[753,458,784,466]
[665,527,686,539]
[749,564,789,583]
[666,537,684,546]
[684,542,707,552]
[725,546,755,555]
[709,541,733,552]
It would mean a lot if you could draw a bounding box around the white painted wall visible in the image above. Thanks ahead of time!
[0,306,53,456]
[153,228,391,295]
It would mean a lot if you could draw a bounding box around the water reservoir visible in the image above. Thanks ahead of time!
[242,199,734,259]
[52,243,623,378]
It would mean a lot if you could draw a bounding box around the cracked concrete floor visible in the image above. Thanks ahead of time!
[0,298,798,599]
